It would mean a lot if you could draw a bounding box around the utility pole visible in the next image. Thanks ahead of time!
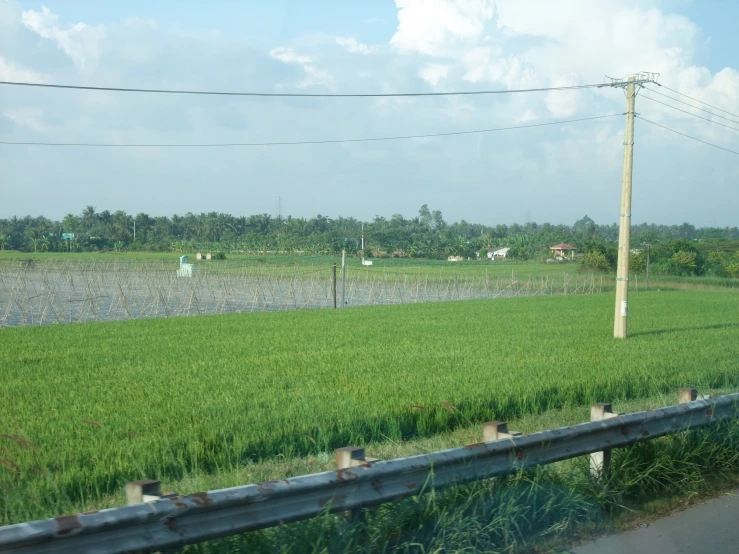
[613,76,636,339]
[332,264,337,309]
[610,72,658,339]
[341,249,346,307]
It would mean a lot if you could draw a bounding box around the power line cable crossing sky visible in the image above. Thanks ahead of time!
[641,95,739,133]
[0,80,613,97]
[0,114,623,147]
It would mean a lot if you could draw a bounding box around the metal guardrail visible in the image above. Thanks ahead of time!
[0,393,737,553]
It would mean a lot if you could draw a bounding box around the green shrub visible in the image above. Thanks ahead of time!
[583,251,611,272]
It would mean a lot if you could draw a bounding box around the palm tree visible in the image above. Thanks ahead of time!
[62,214,80,233]
[81,206,97,230]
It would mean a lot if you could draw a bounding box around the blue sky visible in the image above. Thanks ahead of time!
[1,0,738,226]
[17,1,400,45]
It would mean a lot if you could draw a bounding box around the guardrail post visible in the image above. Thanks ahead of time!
[679,388,698,403]
[335,447,379,523]
[126,480,162,505]
[125,479,177,505]
[590,403,620,479]
[336,446,379,468]
[483,421,522,442]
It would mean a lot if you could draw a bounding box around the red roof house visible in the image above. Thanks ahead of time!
[550,243,576,260]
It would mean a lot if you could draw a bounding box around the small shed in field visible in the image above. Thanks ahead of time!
[177,255,197,277]
[487,247,510,260]
[550,243,576,260]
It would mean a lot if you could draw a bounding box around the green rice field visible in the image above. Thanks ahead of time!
[0,250,580,277]
[1,289,739,525]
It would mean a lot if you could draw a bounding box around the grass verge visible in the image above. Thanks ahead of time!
[181,395,739,553]
[5,392,737,553]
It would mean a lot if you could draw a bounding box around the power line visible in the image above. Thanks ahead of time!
[637,115,739,156]
[0,80,612,98]
[641,87,739,125]
[0,113,622,148]
[652,84,739,120]
[640,94,739,133]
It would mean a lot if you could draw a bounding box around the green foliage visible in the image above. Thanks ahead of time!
[671,251,698,275]
[581,239,617,269]
[707,251,727,265]
[213,251,226,260]
[2,208,738,278]
[583,251,611,272]
[725,262,739,277]
[629,252,646,272]
[2,291,739,524]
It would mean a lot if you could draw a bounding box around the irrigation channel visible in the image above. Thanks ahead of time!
[0,260,611,327]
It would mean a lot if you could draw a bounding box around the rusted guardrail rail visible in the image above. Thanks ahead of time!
[0,389,736,553]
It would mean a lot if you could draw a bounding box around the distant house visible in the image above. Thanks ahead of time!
[487,247,510,260]
[550,243,576,260]
[448,256,464,262]
[177,255,198,277]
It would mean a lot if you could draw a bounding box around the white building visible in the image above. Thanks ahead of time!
[487,247,510,260]
[177,255,198,277]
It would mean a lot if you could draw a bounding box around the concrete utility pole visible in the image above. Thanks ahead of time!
[613,76,636,339]
[645,244,651,291]
[332,264,337,309]
[610,72,659,339]
[341,249,346,308]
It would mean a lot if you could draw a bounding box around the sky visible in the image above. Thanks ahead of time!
[1,0,738,227]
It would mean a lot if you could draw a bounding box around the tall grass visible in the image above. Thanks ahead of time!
[1,291,739,525]
[184,421,739,553]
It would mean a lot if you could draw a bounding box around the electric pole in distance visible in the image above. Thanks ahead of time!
[608,72,659,339]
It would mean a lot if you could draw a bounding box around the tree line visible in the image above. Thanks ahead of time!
[1,207,738,277]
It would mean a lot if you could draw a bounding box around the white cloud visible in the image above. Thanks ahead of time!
[0,56,46,82]
[516,109,538,123]
[461,48,539,90]
[392,1,738,129]
[492,1,702,89]
[4,107,49,132]
[335,36,377,55]
[390,0,494,56]
[21,5,105,71]
[269,46,333,89]
[545,74,582,117]
[269,46,312,65]
[419,63,451,86]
